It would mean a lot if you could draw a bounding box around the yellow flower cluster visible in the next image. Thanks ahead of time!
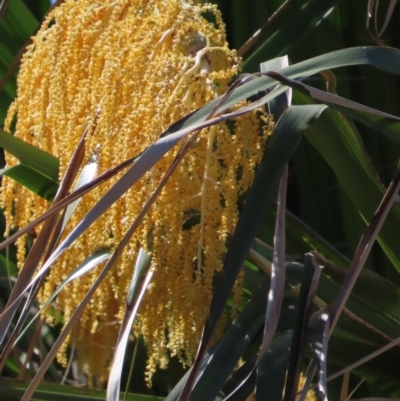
[1,0,273,384]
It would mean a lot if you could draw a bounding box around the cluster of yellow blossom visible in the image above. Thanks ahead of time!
[1,0,273,384]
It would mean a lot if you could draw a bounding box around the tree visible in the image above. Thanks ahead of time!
[1,1,400,400]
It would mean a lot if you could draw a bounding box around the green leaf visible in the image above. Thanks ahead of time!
[307,309,329,400]
[255,332,291,401]
[266,207,351,268]
[0,0,39,105]
[340,109,400,145]
[188,279,268,401]
[318,263,400,341]
[0,377,161,401]
[0,164,58,202]
[267,72,400,144]
[222,357,257,401]
[0,252,17,290]
[284,254,321,401]
[0,128,59,181]
[171,47,400,138]
[292,91,400,272]
[0,0,39,51]
[243,0,344,72]
[327,334,400,397]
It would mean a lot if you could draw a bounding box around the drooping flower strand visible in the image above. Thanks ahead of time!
[1,0,274,384]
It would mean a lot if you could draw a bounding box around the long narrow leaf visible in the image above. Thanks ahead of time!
[329,165,400,333]
[305,309,330,401]
[265,72,400,143]
[185,279,269,401]
[243,0,342,71]
[0,128,59,181]
[15,249,111,347]
[258,164,287,357]
[107,248,153,401]
[0,376,160,401]
[60,152,99,232]
[255,332,292,401]
[258,55,290,363]
[284,254,322,401]
[292,89,400,272]
[166,47,400,138]
[0,164,58,202]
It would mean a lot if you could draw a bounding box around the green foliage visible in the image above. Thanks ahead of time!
[1,0,400,400]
